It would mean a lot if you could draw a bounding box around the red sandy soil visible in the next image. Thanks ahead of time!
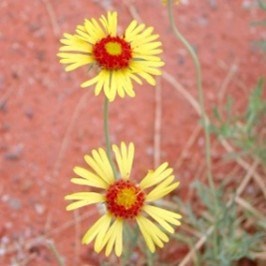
[0,0,265,265]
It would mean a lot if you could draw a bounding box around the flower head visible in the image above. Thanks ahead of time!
[65,142,181,257]
[58,12,164,101]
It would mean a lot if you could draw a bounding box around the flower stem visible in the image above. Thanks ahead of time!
[103,97,117,178]
[167,0,215,193]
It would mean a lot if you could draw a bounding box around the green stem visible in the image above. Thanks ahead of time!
[167,0,215,192]
[167,0,219,257]
[103,97,117,178]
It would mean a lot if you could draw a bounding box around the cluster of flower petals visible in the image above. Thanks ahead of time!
[58,12,164,101]
[65,142,181,256]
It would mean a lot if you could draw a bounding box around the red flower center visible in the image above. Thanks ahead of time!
[93,36,132,70]
[105,180,145,219]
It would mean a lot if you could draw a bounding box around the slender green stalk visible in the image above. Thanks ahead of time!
[46,240,65,266]
[167,0,219,257]
[103,97,117,178]
[167,0,215,192]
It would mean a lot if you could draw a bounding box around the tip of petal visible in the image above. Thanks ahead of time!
[64,194,72,200]
[129,142,134,149]
[175,181,180,188]
[80,83,88,88]
[81,237,88,245]
[108,96,115,102]
[176,221,182,226]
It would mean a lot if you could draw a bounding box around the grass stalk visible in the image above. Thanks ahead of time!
[103,97,117,178]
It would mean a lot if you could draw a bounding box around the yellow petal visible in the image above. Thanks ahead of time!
[132,61,164,75]
[136,216,169,252]
[113,71,125,98]
[81,75,100,88]
[138,41,162,50]
[140,162,172,189]
[109,12,118,37]
[125,23,146,42]
[112,145,124,178]
[65,200,92,210]
[94,217,112,253]
[93,70,109,95]
[70,178,94,186]
[125,20,138,36]
[94,73,105,95]
[130,34,159,48]
[75,28,96,44]
[127,143,135,177]
[136,71,156,86]
[84,148,115,185]
[136,216,155,253]
[114,220,123,257]
[103,71,113,101]
[98,148,115,181]
[84,18,105,41]
[132,54,162,62]
[134,48,163,56]
[58,52,93,63]
[100,11,117,36]
[122,74,135,98]
[73,166,108,188]
[130,23,146,36]
[144,205,182,226]
[128,72,143,85]
[91,18,106,37]
[102,219,123,256]
[143,205,181,233]
[65,192,103,200]
[112,142,135,179]
[130,61,163,78]
[146,181,179,202]
[65,192,104,211]
[82,214,112,245]
[59,36,92,53]
[115,70,135,98]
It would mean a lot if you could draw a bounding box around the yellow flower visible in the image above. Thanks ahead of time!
[58,12,164,102]
[65,142,181,257]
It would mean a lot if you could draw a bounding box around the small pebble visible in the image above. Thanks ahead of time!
[242,0,253,9]
[4,144,24,160]
[7,198,21,211]
[0,247,6,256]
[20,179,33,193]
[24,107,34,119]
[35,203,45,215]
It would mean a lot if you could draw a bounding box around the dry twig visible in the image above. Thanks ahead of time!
[52,91,92,179]
[41,0,60,37]
[154,78,162,168]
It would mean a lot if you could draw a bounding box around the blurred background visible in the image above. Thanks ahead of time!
[0,0,265,265]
